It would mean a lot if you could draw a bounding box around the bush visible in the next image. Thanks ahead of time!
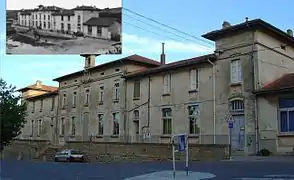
[111,34,121,42]
[74,31,84,37]
[257,148,271,156]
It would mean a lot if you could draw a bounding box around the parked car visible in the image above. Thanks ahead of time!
[54,149,85,162]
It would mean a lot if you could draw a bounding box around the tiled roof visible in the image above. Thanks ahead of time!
[73,6,100,11]
[53,54,161,82]
[17,84,58,92]
[124,54,216,79]
[83,17,120,27]
[256,73,294,94]
[52,10,75,16]
[202,19,294,45]
[26,90,58,101]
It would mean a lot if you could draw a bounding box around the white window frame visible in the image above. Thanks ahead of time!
[99,86,104,103]
[279,107,294,133]
[163,74,171,94]
[189,69,199,90]
[188,104,200,135]
[112,112,120,135]
[98,113,104,135]
[230,59,242,84]
[161,107,172,135]
[72,92,77,107]
[114,83,120,101]
[84,89,90,106]
[71,116,76,136]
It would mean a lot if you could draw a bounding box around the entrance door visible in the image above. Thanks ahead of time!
[231,115,245,150]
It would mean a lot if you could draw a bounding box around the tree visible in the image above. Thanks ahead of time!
[0,79,27,151]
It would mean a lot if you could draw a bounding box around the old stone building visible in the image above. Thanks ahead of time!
[17,19,294,155]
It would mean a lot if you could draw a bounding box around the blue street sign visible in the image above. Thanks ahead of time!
[228,122,233,128]
[178,134,186,152]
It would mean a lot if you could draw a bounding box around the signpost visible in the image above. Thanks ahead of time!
[225,113,234,160]
[171,133,189,179]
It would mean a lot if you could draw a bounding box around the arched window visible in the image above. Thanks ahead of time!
[230,100,244,112]
[133,110,139,121]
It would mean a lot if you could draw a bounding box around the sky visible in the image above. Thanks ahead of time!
[1,0,293,89]
[7,0,121,10]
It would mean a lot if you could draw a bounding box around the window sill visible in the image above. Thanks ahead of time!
[111,135,119,138]
[230,82,242,86]
[277,133,294,137]
[162,93,171,97]
[133,119,139,122]
[189,134,199,138]
[188,89,198,93]
[160,134,171,138]
[133,97,140,101]
[113,100,119,103]
[96,135,103,138]
[84,104,89,107]
[98,102,104,105]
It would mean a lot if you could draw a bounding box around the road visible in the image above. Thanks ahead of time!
[1,159,294,180]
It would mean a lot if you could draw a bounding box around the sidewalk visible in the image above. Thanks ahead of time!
[223,155,294,162]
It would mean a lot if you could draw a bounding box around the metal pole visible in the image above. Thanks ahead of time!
[185,135,189,176]
[172,140,176,179]
[229,127,232,160]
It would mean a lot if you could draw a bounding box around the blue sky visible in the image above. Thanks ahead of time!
[0,0,293,89]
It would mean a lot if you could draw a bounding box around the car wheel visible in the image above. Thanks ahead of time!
[54,158,58,162]
[80,156,84,163]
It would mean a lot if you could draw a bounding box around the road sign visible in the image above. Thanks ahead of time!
[178,134,186,152]
[172,134,189,178]
[228,122,233,128]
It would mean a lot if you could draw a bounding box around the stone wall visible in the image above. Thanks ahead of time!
[66,141,229,162]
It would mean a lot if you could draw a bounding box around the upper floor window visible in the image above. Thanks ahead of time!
[40,99,43,112]
[43,15,46,20]
[37,119,42,137]
[62,94,67,109]
[71,117,76,136]
[230,59,242,84]
[99,86,104,103]
[162,107,172,135]
[72,92,77,107]
[60,117,65,136]
[133,110,139,121]
[61,16,64,21]
[189,69,199,90]
[68,16,70,21]
[85,89,90,106]
[98,114,104,135]
[77,15,81,23]
[114,83,120,101]
[163,74,171,94]
[133,80,140,99]
[51,97,55,111]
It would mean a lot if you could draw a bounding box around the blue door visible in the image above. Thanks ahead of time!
[231,115,245,150]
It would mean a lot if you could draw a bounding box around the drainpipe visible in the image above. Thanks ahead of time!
[147,77,151,128]
[54,90,60,146]
[207,58,216,144]
[124,75,128,143]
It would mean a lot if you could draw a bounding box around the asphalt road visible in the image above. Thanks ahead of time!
[1,159,294,180]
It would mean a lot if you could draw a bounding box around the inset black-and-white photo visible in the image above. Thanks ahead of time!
[6,0,122,54]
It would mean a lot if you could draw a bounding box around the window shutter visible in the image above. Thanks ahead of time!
[230,60,237,83]
[237,60,242,82]
[190,69,199,90]
[163,75,169,93]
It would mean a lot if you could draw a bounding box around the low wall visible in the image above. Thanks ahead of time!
[66,141,229,162]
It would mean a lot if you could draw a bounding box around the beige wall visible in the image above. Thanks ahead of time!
[22,89,48,99]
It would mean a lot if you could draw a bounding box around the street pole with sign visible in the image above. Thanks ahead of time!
[226,113,234,160]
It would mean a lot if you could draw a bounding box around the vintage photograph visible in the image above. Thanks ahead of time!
[6,0,122,54]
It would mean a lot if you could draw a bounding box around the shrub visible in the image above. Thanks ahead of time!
[257,148,271,156]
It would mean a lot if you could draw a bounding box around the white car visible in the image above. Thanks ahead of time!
[54,149,85,162]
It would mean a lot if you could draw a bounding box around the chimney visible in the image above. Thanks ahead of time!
[222,21,231,29]
[160,43,166,65]
[287,29,293,37]
[80,54,100,69]
[36,80,42,87]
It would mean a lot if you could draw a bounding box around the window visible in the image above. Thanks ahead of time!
[37,119,42,136]
[162,108,172,134]
[68,16,70,21]
[77,15,81,23]
[67,23,71,32]
[112,112,120,135]
[114,83,120,101]
[230,59,242,84]
[48,23,50,29]
[31,120,34,136]
[99,86,104,103]
[43,22,46,28]
[72,92,77,107]
[32,101,35,113]
[60,117,65,136]
[62,94,66,109]
[61,16,64,21]
[48,15,50,20]
[133,110,139,121]
[163,74,171,94]
[61,23,64,31]
[51,97,55,111]
[279,98,294,133]
[88,26,92,35]
[133,80,140,99]
[85,89,89,106]
[189,69,199,90]
[230,100,244,112]
[43,15,46,20]
[97,26,102,34]
[77,26,81,31]
[98,114,104,135]
[40,100,43,112]
[71,117,76,136]
[188,105,200,134]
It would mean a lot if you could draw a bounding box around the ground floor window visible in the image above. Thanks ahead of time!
[188,105,200,135]
[279,98,294,133]
[112,112,120,135]
[162,108,172,135]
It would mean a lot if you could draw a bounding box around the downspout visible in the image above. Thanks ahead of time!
[54,88,60,146]
[124,75,128,143]
[147,77,151,127]
[207,58,216,144]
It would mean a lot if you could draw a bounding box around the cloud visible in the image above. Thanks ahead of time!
[122,33,214,54]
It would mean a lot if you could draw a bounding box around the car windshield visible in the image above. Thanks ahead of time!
[70,150,80,155]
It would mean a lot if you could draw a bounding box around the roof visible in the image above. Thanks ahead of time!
[255,73,294,95]
[53,54,161,82]
[73,6,100,11]
[83,17,120,27]
[99,7,121,18]
[17,83,58,92]
[52,10,75,16]
[124,54,216,79]
[202,19,294,45]
[26,91,58,101]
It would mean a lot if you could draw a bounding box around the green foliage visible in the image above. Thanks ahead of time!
[0,79,27,151]
[257,148,271,156]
